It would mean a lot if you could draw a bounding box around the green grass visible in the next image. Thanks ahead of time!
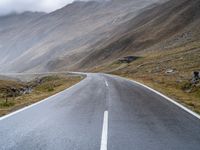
[0,101,15,107]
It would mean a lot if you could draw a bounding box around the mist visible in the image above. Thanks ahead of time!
[0,0,74,15]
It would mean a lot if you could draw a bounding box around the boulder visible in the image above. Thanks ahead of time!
[118,56,139,63]
[192,71,200,84]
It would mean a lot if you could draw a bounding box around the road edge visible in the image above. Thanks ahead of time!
[106,74,200,120]
[0,76,87,121]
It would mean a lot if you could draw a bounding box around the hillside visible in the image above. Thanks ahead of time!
[0,0,199,74]
[0,0,161,73]
[0,11,45,65]
[77,0,200,70]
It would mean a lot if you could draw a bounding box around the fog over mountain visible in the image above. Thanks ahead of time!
[0,0,74,15]
[0,0,199,73]
[0,0,110,15]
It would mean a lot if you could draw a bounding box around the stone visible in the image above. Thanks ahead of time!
[165,69,174,74]
[118,56,138,63]
[192,71,200,83]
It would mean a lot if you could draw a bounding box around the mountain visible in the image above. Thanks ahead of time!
[75,0,200,70]
[0,0,199,73]
[0,0,162,73]
[0,11,45,65]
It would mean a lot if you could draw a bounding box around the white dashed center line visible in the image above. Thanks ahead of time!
[105,81,109,87]
[100,110,108,150]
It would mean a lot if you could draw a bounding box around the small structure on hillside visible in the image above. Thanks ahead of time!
[118,56,138,63]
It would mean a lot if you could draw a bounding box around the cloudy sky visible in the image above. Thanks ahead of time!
[0,0,76,15]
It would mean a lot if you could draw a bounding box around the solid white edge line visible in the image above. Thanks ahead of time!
[100,110,108,150]
[105,74,200,120]
[130,80,200,120]
[0,77,86,121]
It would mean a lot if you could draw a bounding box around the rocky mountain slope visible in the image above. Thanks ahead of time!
[77,0,200,70]
[0,0,199,73]
[0,0,163,73]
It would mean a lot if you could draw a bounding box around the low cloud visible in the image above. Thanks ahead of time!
[0,0,74,15]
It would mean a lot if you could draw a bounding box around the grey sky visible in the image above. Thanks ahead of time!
[0,0,75,15]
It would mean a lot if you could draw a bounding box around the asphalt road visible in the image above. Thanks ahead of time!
[0,73,200,150]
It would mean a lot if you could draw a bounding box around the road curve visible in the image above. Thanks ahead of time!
[0,73,200,150]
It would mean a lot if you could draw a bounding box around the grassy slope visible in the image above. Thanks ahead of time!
[93,41,200,114]
[0,75,83,116]
[74,0,200,71]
